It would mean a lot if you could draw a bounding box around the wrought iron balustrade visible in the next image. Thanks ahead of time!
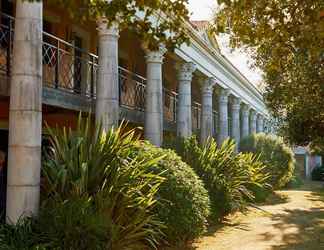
[119,67,178,122]
[0,12,179,125]
[0,12,98,98]
[192,102,202,131]
[163,89,177,123]
[43,32,98,98]
[119,67,146,111]
[0,13,14,78]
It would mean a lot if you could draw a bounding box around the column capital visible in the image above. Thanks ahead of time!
[202,77,217,93]
[97,18,119,37]
[257,113,264,120]
[144,44,167,64]
[250,110,257,121]
[242,103,251,114]
[176,62,196,81]
[232,96,242,108]
[231,97,242,112]
[219,88,230,104]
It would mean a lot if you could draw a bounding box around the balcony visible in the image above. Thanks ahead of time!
[0,12,218,134]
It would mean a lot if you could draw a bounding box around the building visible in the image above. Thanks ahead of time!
[0,0,270,223]
[294,147,323,180]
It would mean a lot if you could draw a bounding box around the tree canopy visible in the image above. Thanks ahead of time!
[214,0,324,149]
[33,0,190,50]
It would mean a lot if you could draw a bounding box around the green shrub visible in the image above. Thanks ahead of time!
[166,136,269,220]
[135,143,210,243]
[237,153,271,203]
[286,174,304,188]
[240,133,295,189]
[39,117,166,249]
[0,218,46,250]
[311,165,324,181]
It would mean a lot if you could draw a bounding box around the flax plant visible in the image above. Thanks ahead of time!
[39,115,166,249]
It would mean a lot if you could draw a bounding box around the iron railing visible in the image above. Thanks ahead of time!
[42,32,98,98]
[0,12,184,125]
[119,66,146,111]
[0,13,14,78]
[0,12,181,123]
[163,89,177,123]
[192,102,202,131]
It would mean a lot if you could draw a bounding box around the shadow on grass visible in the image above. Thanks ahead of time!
[265,189,324,250]
[161,218,250,250]
[164,182,324,250]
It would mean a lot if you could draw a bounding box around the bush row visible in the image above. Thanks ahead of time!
[166,136,270,220]
[240,133,295,189]
[0,119,295,249]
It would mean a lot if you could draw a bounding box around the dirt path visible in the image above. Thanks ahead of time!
[193,181,324,250]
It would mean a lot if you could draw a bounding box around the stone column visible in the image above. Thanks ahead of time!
[200,78,216,144]
[218,88,230,145]
[250,110,257,134]
[96,19,119,131]
[231,97,241,149]
[176,62,196,138]
[241,104,250,139]
[256,114,264,133]
[144,46,167,146]
[6,0,43,224]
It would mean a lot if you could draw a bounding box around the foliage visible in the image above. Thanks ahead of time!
[215,0,324,147]
[0,218,46,250]
[240,133,295,189]
[286,173,304,189]
[35,0,190,50]
[311,165,324,181]
[39,117,166,249]
[166,136,269,220]
[135,143,210,243]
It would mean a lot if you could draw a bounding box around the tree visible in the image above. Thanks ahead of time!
[214,0,324,148]
[34,0,190,50]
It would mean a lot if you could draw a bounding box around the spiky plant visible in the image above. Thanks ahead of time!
[40,115,166,249]
[166,136,270,220]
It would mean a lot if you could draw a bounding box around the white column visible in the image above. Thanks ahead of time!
[231,97,241,149]
[96,19,119,131]
[256,114,264,133]
[7,0,42,224]
[200,78,216,144]
[250,110,257,134]
[144,46,167,146]
[176,62,196,138]
[218,88,230,145]
[241,104,250,139]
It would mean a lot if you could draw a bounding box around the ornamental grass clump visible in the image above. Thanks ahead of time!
[240,133,295,189]
[38,117,166,250]
[0,116,166,250]
[166,136,270,220]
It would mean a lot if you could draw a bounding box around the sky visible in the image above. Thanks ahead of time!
[188,0,263,87]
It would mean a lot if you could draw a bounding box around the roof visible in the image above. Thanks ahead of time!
[190,20,220,52]
[191,20,210,30]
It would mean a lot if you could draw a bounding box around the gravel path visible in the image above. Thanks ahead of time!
[193,182,324,250]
